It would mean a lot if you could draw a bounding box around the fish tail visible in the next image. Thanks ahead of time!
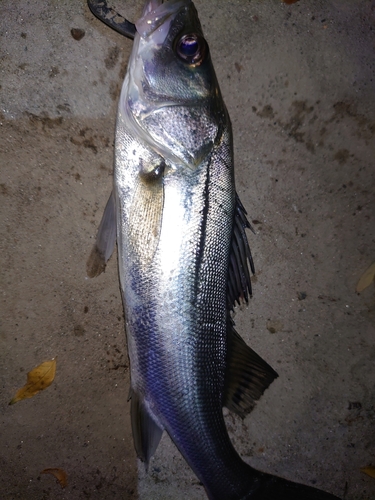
[242,469,342,500]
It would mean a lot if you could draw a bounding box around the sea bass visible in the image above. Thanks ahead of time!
[87,1,341,498]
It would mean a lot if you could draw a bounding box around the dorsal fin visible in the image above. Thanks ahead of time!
[224,320,278,418]
[227,193,255,311]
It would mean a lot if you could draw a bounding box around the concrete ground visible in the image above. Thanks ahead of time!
[1,0,374,499]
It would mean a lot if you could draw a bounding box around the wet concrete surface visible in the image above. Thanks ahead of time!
[1,1,375,499]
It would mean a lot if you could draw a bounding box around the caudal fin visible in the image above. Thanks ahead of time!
[246,470,342,500]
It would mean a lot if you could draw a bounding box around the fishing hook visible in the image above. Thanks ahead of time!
[87,0,136,39]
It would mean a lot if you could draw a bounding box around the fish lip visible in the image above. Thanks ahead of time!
[136,0,191,39]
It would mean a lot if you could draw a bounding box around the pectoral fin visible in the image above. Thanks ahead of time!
[224,321,278,418]
[130,389,163,469]
[86,191,117,278]
[128,161,164,266]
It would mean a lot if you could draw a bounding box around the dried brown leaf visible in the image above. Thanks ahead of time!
[40,468,67,488]
[361,466,375,479]
[356,262,375,293]
[9,358,57,405]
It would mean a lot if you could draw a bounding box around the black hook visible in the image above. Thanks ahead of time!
[87,0,136,39]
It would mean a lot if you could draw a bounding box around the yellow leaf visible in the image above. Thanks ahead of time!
[40,468,67,488]
[361,466,375,479]
[356,262,375,293]
[9,358,57,405]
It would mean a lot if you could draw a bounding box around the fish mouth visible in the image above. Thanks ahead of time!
[136,0,191,39]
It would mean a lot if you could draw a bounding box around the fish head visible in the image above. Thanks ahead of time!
[120,0,227,168]
[134,0,212,97]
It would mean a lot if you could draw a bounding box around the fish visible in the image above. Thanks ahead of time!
[87,1,342,498]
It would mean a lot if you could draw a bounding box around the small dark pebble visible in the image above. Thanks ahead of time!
[74,324,85,337]
[348,401,362,410]
[71,28,85,41]
[297,291,307,300]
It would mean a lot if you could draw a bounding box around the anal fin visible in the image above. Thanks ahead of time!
[130,389,163,469]
[224,321,278,418]
[86,191,117,278]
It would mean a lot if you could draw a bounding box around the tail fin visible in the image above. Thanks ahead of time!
[246,470,342,500]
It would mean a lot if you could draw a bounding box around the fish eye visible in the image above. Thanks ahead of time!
[176,33,207,66]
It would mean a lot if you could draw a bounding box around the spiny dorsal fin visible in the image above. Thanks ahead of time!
[86,191,117,278]
[129,389,163,469]
[227,193,255,311]
[224,321,278,418]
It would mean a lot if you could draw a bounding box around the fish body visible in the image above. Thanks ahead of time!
[115,3,255,496]
[87,1,341,498]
